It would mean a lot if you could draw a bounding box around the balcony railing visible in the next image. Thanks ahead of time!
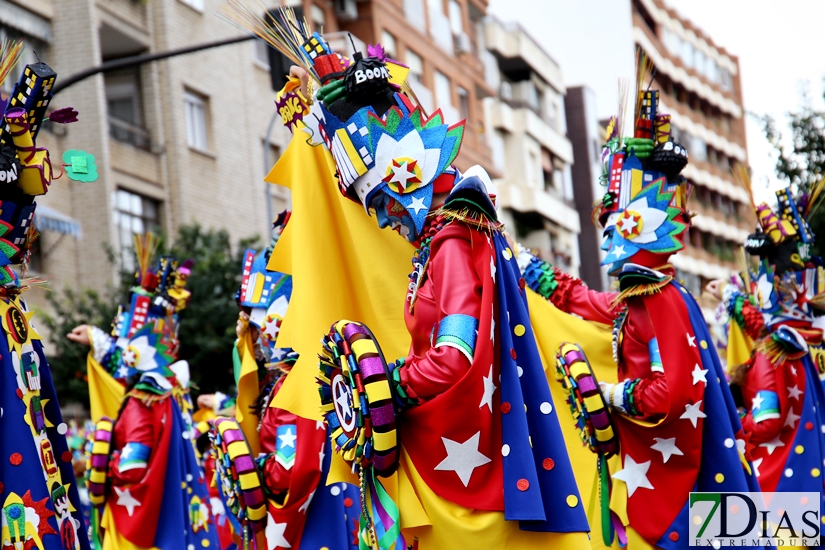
[109,117,150,150]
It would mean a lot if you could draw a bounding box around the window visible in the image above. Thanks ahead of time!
[403,0,426,30]
[310,4,326,30]
[457,86,469,121]
[106,70,149,149]
[434,70,452,107]
[179,0,205,11]
[449,0,464,35]
[381,31,397,59]
[406,49,423,83]
[254,39,270,68]
[0,26,48,97]
[114,189,161,271]
[184,90,209,151]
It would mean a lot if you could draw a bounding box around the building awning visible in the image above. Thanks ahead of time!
[35,205,82,239]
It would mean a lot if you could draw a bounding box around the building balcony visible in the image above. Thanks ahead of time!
[109,117,150,150]
[497,184,581,234]
[487,99,573,164]
[482,17,564,94]
[95,0,149,34]
[109,131,161,185]
[632,22,741,119]
[659,97,746,157]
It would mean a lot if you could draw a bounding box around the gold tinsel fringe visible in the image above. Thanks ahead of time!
[434,206,501,233]
[610,275,672,309]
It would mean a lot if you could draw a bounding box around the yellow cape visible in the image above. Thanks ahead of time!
[265,132,642,547]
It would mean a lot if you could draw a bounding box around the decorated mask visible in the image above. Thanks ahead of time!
[597,88,690,275]
[745,185,824,327]
[275,28,465,242]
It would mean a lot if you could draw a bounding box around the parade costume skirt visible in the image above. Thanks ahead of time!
[392,447,591,549]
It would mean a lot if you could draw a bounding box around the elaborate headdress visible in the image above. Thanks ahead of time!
[0,40,90,287]
[236,211,294,367]
[105,234,194,386]
[221,6,465,237]
[598,51,690,273]
[742,176,825,327]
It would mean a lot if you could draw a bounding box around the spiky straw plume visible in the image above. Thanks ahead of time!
[133,233,159,288]
[219,1,319,82]
[633,46,654,122]
[805,175,825,217]
[731,162,755,208]
[0,38,24,90]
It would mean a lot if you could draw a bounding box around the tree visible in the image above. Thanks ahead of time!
[758,91,825,255]
[40,224,258,407]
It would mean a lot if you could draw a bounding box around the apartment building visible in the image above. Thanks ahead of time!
[565,85,608,290]
[632,0,755,309]
[2,0,503,317]
[481,17,580,274]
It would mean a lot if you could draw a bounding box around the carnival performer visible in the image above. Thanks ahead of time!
[516,58,762,548]
[205,213,360,550]
[67,243,219,550]
[705,184,825,502]
[221,10,592,546]
[0,40,91,550]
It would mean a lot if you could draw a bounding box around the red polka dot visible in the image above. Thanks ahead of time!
[15,388,22,399]
[669,532,679,542]
[0,481,4,493]
[517,479,529,491]
[501,402,511,414]
[344,497,353,508]
[61,451,73,463]
[198,477,204,484]
[9,453,22,465]
[510,349,517,360]
[806,422,814,431]
[518,278,526,289]
[542,458,555,471]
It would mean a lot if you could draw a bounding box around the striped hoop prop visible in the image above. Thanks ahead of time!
[209,417,267,536]
[318,320,399,477]
[86,417,114,507]
[555,342,618,457]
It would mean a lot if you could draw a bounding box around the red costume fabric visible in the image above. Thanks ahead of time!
[549,269,716,544]
[398,222,504,510]
[738,353,802,492]
[106,397,174,547]
[260,376,326,548]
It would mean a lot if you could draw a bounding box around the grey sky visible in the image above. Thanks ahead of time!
[488,0,825,202]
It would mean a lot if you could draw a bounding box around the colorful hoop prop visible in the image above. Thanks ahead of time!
[208,417,268,538]
[555,342,618,458]
[86,417,114,507]
[317,320,399,477]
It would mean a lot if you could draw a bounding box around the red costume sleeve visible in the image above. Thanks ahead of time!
[622,305,670,419]
[742,301,766,340]
[550,269,618,325]
[740,353,786,445]
[258,377,326,496]
[111,398,155,485]
[400,227,483,402]
[632,375,670,418]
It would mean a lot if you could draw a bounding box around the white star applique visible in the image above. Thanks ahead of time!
[387,161,417,190]
[490,257,496,280]
[479,366,497,413]
[687,334,696,347]
[336,390,353,421]
[619,216,638,233]
[680,401,707,428]
[760,435,785,455]
[278,427,297,449]
[610,244,626,258]
[298,489,315,514]
[120,445,134,460]
[490,304,496,343]
[784,409,801,429]
[266,515,292,549]
[691,364,708,386]
[318,448,325,470]
[650,437,683,463]
[114,487,142,517]
[315,420,326,431]
[271,348,286,361]
[790,365,797,377]
[751,393,764,411]
[752,457,763,478]
[612,455,654,497]
[117,366,130,379]
[787,385,803,400]
[407,196,427,215]
[434,431,491,487]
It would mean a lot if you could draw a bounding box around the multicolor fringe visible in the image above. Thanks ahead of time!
[523,256,558,301]
[610,275,672,309]
[434,205,501,234]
